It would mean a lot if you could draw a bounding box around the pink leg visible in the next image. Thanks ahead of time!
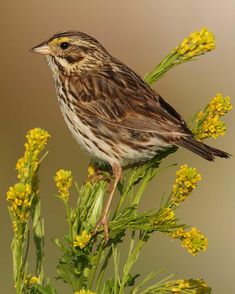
[93,163,122,241]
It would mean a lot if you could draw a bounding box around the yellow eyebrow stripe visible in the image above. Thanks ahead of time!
[50,37,71,46]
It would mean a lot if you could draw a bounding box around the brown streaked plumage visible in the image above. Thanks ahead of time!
[30,30,230,240]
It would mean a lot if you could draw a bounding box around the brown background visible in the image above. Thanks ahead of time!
[1,1,235,293]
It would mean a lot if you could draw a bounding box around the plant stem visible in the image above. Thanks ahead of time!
[22,229,30,274]
[31,194,45,284]
[144,51,179,84]
[119,237,145,294]
[96,246,113,293]
[15,225,25,294]
[87,243,104,289]
[65,201,73,242]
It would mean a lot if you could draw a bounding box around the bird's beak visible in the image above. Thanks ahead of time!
[29,42,51,55]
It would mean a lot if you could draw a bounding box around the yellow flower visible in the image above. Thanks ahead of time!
[196,114,226,140]
[164,278,210,293]
[208,93,232,116]
[73,230,91,249]
[88,163,95,176]
[29,276,38,284]
[182,227,208,256]
[25,275,38,286]
[7,128,50,228]
[193,93,232,140]
[54,169,73,201]
[165,279,189,293]
[171,227,208,256]
[16,128,50,179]
[176,27,215,59]
[74,290,95,294]
[170,227,185,239]
[25,128,50,154]
[7,183,32,223]
[154,207,176,225]
[171,165,201,205]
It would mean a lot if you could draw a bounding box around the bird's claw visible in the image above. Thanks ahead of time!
[93,217,109,242]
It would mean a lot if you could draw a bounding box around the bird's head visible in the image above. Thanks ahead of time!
[30,31,109,76]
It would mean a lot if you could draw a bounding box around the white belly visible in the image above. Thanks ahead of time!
[58,97,120,164]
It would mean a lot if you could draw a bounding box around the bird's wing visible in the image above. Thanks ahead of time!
[69,71,190,136]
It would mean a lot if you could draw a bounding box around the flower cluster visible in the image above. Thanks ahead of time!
[196,113,226,139]
[193,93,232,140]
[171,165,201,205]
[73,230,91,249]
[16,128,50,180]
[171,227,208,256]
[7,128,50,225]
[144,28,215,85]
[7,183,32,224]
[164,278,210,293]
[154,207,176,226]
[74,290,95,294]
[208,93,232,116]
[176,27,215,59]
[54,169,73,202]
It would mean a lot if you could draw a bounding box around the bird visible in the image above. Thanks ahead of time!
[30,30,230,240]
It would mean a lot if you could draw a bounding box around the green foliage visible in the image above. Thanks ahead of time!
[51,145,209,293]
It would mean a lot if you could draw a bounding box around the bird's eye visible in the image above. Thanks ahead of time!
[60,42,70,50]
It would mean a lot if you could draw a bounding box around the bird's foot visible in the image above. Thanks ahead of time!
[93,216,109,242]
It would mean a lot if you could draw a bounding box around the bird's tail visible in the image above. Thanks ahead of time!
[177,136,231,161]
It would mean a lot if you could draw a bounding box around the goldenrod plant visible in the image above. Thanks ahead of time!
[7,129,50,293]
[144,28,215,84]
[192,93,232,140]
[7,28,232,294]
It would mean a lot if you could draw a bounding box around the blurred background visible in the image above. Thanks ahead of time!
[1,0,235,293]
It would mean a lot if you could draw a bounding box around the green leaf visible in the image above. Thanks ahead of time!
[33,283,57,294]
[57,263,81,290]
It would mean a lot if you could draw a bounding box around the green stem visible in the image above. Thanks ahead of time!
[15,243,23,293]
[144,51,179,84]
[31,195,45,284]
[87,243,104,289]
[22,229,30,274]
[113,184,131,219]
[113,246,120,294]
[15,225,25,294]
[140,273,175,294]
[119,238,145,294]
[96,247,113,293]
[132,173,155,206]
[65,201,73,241]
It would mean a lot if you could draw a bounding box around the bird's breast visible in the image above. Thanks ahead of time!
[54,77,171,166]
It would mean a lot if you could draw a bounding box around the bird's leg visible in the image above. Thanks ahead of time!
[93,163,122,241]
